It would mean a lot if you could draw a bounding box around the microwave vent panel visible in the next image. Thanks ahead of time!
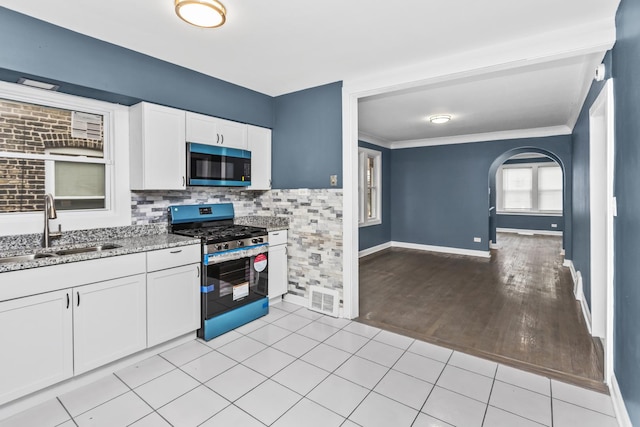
[308,285,339,317]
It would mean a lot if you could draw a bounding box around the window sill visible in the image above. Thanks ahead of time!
[359,219,382,228]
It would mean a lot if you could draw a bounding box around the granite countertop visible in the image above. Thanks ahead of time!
[0,233,200,274]
[235,216,289,232]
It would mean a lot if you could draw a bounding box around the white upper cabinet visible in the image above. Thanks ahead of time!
[186,112,247,150]
[130,102,186,190]
[247,125,272,190]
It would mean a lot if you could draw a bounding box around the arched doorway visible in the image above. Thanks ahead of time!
[488,147,567,252]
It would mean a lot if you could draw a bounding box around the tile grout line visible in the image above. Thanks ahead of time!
[55,397,78,427]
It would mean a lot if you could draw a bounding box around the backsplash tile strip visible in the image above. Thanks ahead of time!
[131,188,343,303]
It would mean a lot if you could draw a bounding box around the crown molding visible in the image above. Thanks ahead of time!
[390,125,572,150]
[357,132,393,149]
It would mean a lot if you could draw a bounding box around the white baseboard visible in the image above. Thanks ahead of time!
[282,293,308,309]
[391,241,491,258]
[577,275,592,335]
[0,333,195,420]
[359,242,392,258]
[610,374,633,427]
[490,241,500,249]
[565,261,593,335]
[497,227,563,236]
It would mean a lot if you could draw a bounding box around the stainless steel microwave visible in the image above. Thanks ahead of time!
[187,143,251,187]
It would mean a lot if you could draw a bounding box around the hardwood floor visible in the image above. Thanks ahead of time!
[357,233,606,392]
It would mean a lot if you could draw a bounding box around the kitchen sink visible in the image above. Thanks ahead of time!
[0,253,57,264]
[54,244,122,256]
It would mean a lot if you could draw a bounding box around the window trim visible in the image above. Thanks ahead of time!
[496,162,563,215]
[0,81,131,236]
[358,147,382,227]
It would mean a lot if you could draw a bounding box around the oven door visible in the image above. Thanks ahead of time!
[187,143,251,187]
[201,251,268,320]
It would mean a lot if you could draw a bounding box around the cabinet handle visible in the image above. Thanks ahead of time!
[77,291,80,307]
[66,293,70,309]
[182,176,185,186]
[170,249,182,254]
[197,265,200,278]
[216,133,220,144]
[221,134,224,144]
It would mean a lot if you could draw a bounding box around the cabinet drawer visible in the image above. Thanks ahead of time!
[269,230,288,246]
[147,245,200,272]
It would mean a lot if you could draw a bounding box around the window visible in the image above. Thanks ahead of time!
[538,166,563,211]
[502,167,533,210]
[497,162,563,214]
[358,147,382,226]
[0,81,130,235]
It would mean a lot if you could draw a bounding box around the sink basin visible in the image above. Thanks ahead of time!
[0,253,57,264]
[55,244,122,256]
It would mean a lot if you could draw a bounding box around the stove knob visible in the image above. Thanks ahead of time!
[223,243,229,250]
[251,238,258,244]
[238,241,245,247]
[216,245,222,251]
[258,237,264,243]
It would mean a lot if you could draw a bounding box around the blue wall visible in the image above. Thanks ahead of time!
[272,82,343,189]
[0,7,273,128]
[358,141,391,251]
[612,0,640,421]
[496,214,563,232]
[570,51,612,309]
[390,136,572,253]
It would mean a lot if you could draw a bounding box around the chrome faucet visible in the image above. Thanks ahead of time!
[42,193,62,248]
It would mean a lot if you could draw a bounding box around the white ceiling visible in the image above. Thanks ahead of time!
[0,0,620,145]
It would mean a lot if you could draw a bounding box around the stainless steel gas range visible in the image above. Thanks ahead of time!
[168,203,269,341]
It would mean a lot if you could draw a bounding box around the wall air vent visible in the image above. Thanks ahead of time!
[308,285,339,317]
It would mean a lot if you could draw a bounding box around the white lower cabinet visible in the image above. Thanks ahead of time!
[268,230,288,298]
[0,246,202,406]
[0,289,73,405]
[73,274,147,375]
[147,263,200,347]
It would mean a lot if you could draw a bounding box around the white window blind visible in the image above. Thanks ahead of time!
[503,167,532,210]
[538,166,563,211]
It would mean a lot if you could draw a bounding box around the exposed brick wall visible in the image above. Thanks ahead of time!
[0,99,103,212]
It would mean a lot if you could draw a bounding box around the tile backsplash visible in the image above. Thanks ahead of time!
[131,188,343,303]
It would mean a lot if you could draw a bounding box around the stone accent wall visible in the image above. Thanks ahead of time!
[131,188,344,302]
[0,99,103,213]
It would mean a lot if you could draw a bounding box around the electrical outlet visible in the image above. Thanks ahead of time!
[551,223,558,228]
[330,175,338,186]
[474,237,481,243]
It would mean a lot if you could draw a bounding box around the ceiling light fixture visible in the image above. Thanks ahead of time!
[429,115,451,124]
[17,78,59,91]
[175,0,226,28]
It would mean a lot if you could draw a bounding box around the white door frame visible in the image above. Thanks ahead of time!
[588,78,615,384]
[340,28,617,320]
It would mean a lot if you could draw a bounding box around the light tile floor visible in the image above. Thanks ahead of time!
[0,301,619,427]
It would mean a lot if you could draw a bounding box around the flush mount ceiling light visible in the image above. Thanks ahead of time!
[429,115,451,124]
[175,0,226,28]
[17,78,59,91]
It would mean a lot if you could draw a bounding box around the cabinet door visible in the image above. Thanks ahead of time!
[268,244,288,298]
[216,118,247,150]
[247,125,272,190]
[0,290,73,405]
[186,111,218,145]
[138,103,186,190]
[147,263,200,347]
[73,274,146,375]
